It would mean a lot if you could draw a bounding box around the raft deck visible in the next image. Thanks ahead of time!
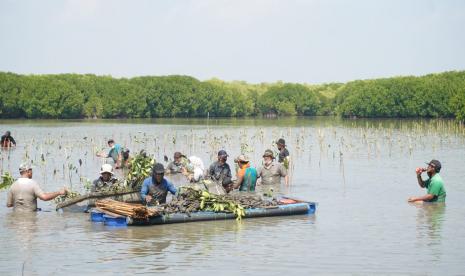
[91,201,316,227]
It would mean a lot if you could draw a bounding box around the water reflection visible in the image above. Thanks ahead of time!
[3,212,39,275]
[412,202,446,266]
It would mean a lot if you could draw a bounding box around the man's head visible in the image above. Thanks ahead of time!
[19,162,33,178]
[107,139,115,147]
[262,149,275,164]
[100,164,114,181]
[276,138,286,150]
[235,154,250,168]
[173,152,182,163]
[426,159,442,175]
[152,163,165,183]
[217,150,228,163]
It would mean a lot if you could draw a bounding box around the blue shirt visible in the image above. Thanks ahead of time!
[140,177,177,204]
[107,144,122,163]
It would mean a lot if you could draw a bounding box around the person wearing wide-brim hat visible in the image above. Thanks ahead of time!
[276,138,290,165]
[91,164,118,193]
[140,163,177,205]
[408,159,446,203]
[7,163,67,212]
[257,149,289,187]
[232,154,258,192]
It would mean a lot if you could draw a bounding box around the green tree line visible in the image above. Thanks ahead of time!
[0,71,464,120]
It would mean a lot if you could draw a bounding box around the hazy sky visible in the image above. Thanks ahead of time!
[1,0,464,83]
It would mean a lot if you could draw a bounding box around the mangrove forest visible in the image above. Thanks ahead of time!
[0,71,464,121]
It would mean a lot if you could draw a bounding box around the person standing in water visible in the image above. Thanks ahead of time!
[408,159,446,203]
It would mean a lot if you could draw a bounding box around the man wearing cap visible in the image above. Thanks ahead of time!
[257,149,289,186]
[166,152,188,174]
[408,159,446,203]
[141,163,177,205]
[276,138,290,164]
[6,163,67,212]
[91,164,118,193]
[232,155,258,192]
[207,150,233,191]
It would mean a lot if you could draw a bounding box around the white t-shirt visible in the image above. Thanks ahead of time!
[7,178,44,212]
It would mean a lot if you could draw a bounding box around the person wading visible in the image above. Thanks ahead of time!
[7,163,67,212]
[276,138,290,165]
[408,159,446,203]
[232,155,258,192]
[1,131,16,148]
[140,163,177,205]
[97,139,123,168]
[91,164,118,193]
[207,150,233,192]
[257,149,289,186]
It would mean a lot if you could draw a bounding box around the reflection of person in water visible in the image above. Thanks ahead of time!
[413,203,446,244]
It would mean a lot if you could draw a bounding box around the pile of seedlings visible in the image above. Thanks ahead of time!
[158,187,278,220]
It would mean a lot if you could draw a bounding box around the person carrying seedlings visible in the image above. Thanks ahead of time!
[257,149,289,186]
[232,155,258,192]
[408,159,446,203]
[6,163,67,212]
[91,164,118,193]
[97,139,123,168]
[141,163,177,205]
[207,150,233,192]
[1,131,16,148]
[276,138,290,167]
[166,152,188,174]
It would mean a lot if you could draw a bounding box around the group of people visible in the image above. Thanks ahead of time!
[92,138,292,205]
[5,131,447,212]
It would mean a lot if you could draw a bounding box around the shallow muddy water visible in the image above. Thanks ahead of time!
[1,117,464,275]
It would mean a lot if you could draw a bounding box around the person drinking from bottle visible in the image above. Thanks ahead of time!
[408,159,446,203]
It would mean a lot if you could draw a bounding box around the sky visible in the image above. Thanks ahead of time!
[0,0,464,84]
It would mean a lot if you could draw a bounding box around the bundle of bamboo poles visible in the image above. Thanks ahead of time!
[95,199,159,219]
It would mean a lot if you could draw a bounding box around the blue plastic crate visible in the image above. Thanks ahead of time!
[90,210,105,222]
[103,215,127,227]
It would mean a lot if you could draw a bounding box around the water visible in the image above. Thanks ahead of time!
[1,117,464,275]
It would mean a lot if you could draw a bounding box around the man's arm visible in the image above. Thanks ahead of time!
[166,180,177,195]
[408,194,434,202]
[140,181,149,202]
[416,173,425,188]
[233,174,244,189]
[37,189,66,201]
[6,190,14,208]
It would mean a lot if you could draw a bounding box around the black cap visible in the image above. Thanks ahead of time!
[218,150,228,157]
[153,163,165,174]
[276,138,286,146]
[426,159,442,172]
